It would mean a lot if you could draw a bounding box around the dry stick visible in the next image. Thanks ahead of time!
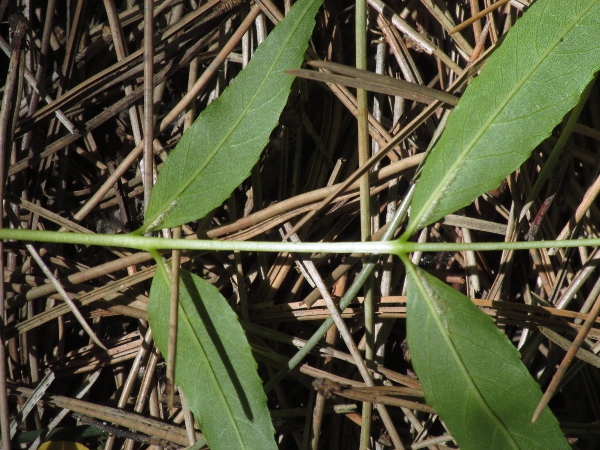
[147,349,163,425]
[461,225,481,296]
[8,384,199,446]
[137,2,182,124]
[9,371,55,439]
[0,14,28,449]
[469,0,483,42]
[467,18,493,68]
[25,244,107,350]
[143,0,155,211]
[313,381,431,413]
[167,227,182,406]
[411,434,453,449]
[141,0,169,425]
[255,0,284,23]
[289,61,459,106]
[284,225,403,449]
[310,313,339,449]
[179,390,198,445]
[450,0,510,34]
[532,293,600,423]
[104,327,153,450]
[418,0,474,58]
[75,413,168,446]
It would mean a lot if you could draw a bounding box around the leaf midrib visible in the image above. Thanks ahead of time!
[409,0,598,233]
[145,2,316,231]
[407,261,520,449]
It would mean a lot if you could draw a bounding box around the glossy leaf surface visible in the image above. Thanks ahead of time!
[141,0,322,232]
[149,265,276,450]
[405,261,569,449]
[405,0,600,235]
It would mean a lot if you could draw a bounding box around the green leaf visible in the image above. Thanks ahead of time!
[404,260,569,449]
[149,264,277,450]
[404,0,600,235]
[140,0,323,233]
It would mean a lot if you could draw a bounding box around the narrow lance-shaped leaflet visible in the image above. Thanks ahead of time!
[140,0,324,233]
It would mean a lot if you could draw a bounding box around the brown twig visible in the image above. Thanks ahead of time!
[450,0,510,34]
